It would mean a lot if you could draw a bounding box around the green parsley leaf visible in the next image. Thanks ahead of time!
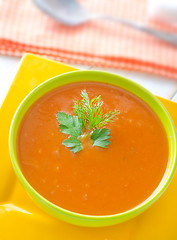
[91,128,111,148]
[57,112,82,138]
[62,137,82,153]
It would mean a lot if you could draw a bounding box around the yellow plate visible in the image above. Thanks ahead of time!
[1,53,177,239]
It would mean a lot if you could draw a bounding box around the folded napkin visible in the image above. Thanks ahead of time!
[0,0,177,80]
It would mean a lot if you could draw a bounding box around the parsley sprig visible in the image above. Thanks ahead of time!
[62,137,82,153]
[57,112,83,153]
[91,128,111,148]
[57,90,120,153]
[57,112,82,137]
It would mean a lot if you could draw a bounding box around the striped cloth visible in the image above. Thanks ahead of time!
[0,0,177,79]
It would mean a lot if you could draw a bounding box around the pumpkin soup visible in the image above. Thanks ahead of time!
[17,82,168,216]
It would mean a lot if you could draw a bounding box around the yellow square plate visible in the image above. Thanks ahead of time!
[1,54,177,240]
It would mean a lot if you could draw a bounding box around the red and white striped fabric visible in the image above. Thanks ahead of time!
[0,0,177,79]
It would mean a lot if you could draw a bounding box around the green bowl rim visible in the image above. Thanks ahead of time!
[9,70,177,222]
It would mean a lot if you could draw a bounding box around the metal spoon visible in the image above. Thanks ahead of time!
[33,0,177,47]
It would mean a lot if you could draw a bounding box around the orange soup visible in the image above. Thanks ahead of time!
[17,82,168,216]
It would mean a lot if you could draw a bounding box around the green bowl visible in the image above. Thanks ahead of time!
[9,70,177,227]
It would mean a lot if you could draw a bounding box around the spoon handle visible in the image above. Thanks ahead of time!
[101,15,177,47]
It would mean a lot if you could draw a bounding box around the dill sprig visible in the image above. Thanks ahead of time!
[74,89,120,130]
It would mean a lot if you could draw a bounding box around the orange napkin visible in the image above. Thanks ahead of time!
[0,0,177,79]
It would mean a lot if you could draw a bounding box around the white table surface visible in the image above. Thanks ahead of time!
[1,55,177,107]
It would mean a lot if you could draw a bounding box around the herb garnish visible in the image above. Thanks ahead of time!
[57,90,120,153]
[74,90,119,129]
[62,137,82,153]
[91,128,111,148]
[57,112,82,137]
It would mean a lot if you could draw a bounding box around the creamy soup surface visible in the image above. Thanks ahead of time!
[17,82,168,215]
